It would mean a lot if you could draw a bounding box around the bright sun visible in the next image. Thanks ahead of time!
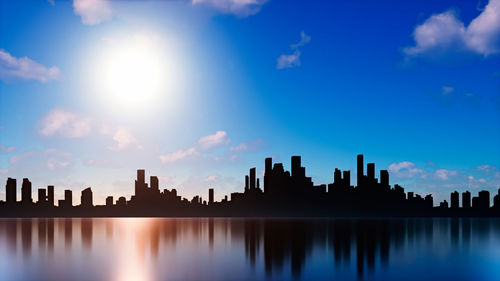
[94,34,173,111]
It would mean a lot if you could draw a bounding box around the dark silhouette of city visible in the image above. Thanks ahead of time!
[1,154,499,217]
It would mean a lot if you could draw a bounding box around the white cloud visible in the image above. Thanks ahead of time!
[277,31,311,69]
[388,161,424,178]
[160,147,199,164]
[192,0,268,17]
[404,0,500,57]
[39,109,92,138]
[0,49,61,83]
[9,149,74,173]
[434,169,458,180]
[159,131,233,164]
[48,0,55,6]
[197,131,231,150]
[204,174,219,182]
[277,50,301,69]
[108,126,143,151]
[73,0,112,25]
[291,31,311,49]
[229,138,264,153]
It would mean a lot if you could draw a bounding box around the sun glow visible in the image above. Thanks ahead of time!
[93,34,178,111]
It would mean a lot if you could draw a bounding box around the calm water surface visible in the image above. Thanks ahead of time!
[0,218,499,281]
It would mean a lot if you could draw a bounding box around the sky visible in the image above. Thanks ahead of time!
[0,0,499,205]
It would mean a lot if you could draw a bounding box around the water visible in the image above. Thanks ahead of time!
[0,218,499,281]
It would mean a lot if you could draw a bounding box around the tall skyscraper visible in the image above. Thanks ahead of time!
[6,178,16,204]
[462,191,471,208]
[380,170,389,187]
[81,187,93,207]
[21,178,32,204]
[367,163,375,180]
[357,154,364,186]
[65,190,72,207]
[135,169,146,196]
[209,188,214,204]
[264,157,273,193]
[245,175,249,190]
[451,191,459,209]
[47,185,54,206]
[250,167,256,189]
[291,156,301,178]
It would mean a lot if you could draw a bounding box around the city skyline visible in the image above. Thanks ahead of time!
[1,0,500,206]
[2,154,499,217]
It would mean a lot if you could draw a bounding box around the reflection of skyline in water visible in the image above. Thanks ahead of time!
[0,218,499,281]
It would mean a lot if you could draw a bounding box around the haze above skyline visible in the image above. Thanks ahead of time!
[1,0,499,204]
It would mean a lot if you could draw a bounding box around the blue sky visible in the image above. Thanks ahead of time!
[0,0,499,204]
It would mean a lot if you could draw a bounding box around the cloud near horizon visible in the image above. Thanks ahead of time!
[404,0,500,58]
[0,49,61,83]
[39,109,142,151]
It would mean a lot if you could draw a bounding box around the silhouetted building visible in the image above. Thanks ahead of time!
[380,170,389,187]
[494,189,500,209]
[472,197,479,209]
[245,175,249,191]
[451,191,459,209]
[150,176,159,193]
[116,196,126,206]
[440,200,449,208]
[6,178,16,204]
[462,191,471,208]
[291,156,301,178]
[425,194,433,208]
[209,188,214,204]
[250,168,256,189]
[106,196,114,206]
[367,163,375,181]
[21,178,32,204]
[357,154,364,186]
[135,169,146,197]
[38,188,46,204]
[343,171,351,187]
[478,190,490,209]
[64,190,72,207]
[81,188,93,207]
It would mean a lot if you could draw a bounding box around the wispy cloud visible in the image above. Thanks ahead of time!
[277,31,311,69]
[0,49,61,83]
[0,145,16,154]
[160,131,230,164]
[428,86,481,109]
[73,0,112,25]
[229,138,264,153]
[39,109,92,138]
[107,126,143,151]
[198,131,231,150]
[160,147,199,164]
[192,0,268,17]
[404,0,500,58]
